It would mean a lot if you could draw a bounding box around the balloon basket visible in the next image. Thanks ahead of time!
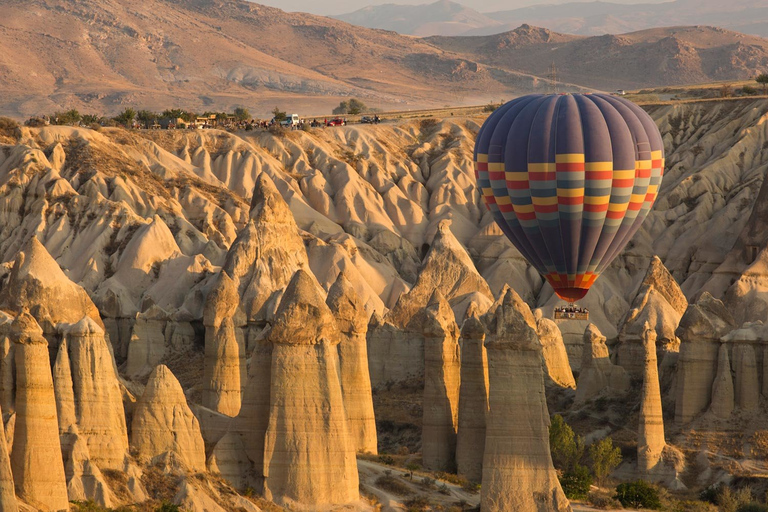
[554,304,589,321]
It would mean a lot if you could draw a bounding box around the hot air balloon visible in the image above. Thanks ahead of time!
[474,93,664,308]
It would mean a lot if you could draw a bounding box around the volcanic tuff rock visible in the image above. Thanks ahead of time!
[0,404,17,512]
[618,256,687,378]
[58,317,129,470]
[326,271,378,454]
[367,313,424,388]
[202,271,244,417]
[575,324,630,405]
[387,220,493,327]
[261,270,360,508]
[537,317,576,389]
[9,313,69,511]
[455,310,488,483]
[709,344,734,418]
[480,290,570,512]
[675,293,737,424]
[733,344,759,411]
[125,304,170,378]
[638,326,666,476]
[130,365,207,472]
[0,237,104,329]
[417,290,461,471]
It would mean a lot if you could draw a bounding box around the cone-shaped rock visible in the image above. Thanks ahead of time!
[202,271,243,417]
[0,404,17,512]
[125,304,169,378]
[575,324,630,404]
[709,345,734,419]
[0,237,104,328]
[675,293,736,424]
[262,270,359,508]
[413,289,460,472]
[480,290,571,512]
[456,309,488,483]
[130,365,206,472]
[638,325,666,476]
[64,317,129,470]
[227,172,309,324]
[618,256,687,378]
[326,271,377,454]
[9,312,69,511]
[387,220,493,327]
[537,318,576,389]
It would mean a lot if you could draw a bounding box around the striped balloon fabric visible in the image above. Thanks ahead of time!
[474,93,664,302]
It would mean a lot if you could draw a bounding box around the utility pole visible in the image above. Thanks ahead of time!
[548,62,559,94]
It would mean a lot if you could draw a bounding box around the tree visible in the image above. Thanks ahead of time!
[271,107,287,122]
[81,114,102,125]
[549,415,584,472]
[113,108,136,127]
[614,481,662,510]
[588,437,622,486]
[333,101,349,115]
[756,74,768,94]
[333,98,368,115]
[53,109,81,125]
[559,465,592,500]
[162,109,185,120]
[136,110,158,127]
[405,462,420,480]
[234,107,250,121]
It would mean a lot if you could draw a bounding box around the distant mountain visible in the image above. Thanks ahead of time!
[427,24,768,90]
[335,0,768,38]
[0,0,561,118]
[332,0,501,36]
[478,0,768,37]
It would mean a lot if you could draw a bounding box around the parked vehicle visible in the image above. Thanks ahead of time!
[280,114,301,127]
[326,117,346,126]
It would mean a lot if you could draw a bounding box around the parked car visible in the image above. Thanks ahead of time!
[326,117,346,126]
[360,116,374,124]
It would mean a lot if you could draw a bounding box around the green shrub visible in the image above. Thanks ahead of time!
[718,486,754,512]
[0,117,19,138]
[156,503,181,512]
[614,481,662,510]
[550,414,585,471]
[589,437,622,485]
[559,464,592,500]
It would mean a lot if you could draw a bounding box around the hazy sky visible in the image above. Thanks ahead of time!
[254,0,671,16]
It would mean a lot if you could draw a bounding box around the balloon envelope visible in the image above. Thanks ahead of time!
[474,94,664,302]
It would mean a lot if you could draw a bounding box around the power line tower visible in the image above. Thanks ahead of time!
[548,62,559,94]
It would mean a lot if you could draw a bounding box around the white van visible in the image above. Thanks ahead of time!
[280,114,300,127]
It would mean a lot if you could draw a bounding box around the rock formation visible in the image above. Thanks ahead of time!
[0,404,17,512]
[202,271,244,417]
[417,290,461,472]
[261,270,359,508]
[637,325,666,476]
[617,256,687,378]
[387,220,493,327]
[0,236,103,328]
[455,309,488,483]
[480,290,570,512]
[537,317,576,389]
[733,344,759,411]
[130,365,207,471]
[366,314,423,388]
[9,312,69,511]
[709,344,734,418]
[63,317,129,469]
[326,271,377,454]
[675,293,736,424]
[575,324,630,404]
[125,304,169,378]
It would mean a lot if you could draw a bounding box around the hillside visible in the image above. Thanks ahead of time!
[332,0,501,37]
[0,0,553,118]
[333,0,768,38]
[427,24,768,90]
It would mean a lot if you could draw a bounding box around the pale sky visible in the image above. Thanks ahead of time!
[254,0,671,16]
